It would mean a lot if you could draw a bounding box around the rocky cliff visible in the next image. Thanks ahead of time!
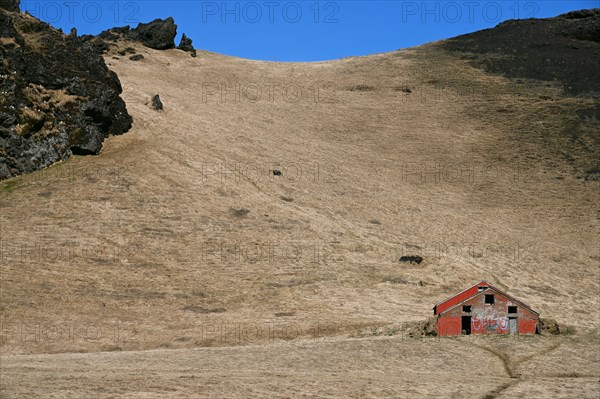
[0,1,132,179]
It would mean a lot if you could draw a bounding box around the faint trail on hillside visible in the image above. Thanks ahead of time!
[513,342,562,367]
[470,340,564,398]
[481,381,518,399]
[472,343,515,378]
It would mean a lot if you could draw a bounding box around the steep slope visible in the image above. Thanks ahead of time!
[441,8,600,180]
[442,8,600,97]
[0,9,598,399]
[1,38,598,351]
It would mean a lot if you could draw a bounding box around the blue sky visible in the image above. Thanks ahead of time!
[20,1,599,61]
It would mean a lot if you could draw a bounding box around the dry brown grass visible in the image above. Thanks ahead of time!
[0,40,598,397]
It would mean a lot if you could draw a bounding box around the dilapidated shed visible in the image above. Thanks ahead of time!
[433,281,540,336]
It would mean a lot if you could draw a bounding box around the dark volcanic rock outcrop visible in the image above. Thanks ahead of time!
[441,8,600,97]
[1,0,20,12]
[99,17,178,50]
[99,18,198,57]
[0,7,132,179]
[178,33,197,57]
[127,17,177,50]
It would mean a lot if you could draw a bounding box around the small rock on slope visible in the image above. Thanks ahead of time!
[151,95,164,111]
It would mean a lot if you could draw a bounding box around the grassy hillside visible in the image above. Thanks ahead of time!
[1,21,598,398]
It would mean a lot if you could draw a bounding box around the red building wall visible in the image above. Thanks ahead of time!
[437,289,539,336]
[437,316,463,336]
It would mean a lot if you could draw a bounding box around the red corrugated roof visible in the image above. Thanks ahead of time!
[434,281,491,315]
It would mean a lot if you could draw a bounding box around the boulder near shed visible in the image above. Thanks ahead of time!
[433,281,540,336]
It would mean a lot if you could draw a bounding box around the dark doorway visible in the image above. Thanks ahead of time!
[461,316,472,335]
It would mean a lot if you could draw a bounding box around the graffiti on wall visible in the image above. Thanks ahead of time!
[472,308,508,333]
